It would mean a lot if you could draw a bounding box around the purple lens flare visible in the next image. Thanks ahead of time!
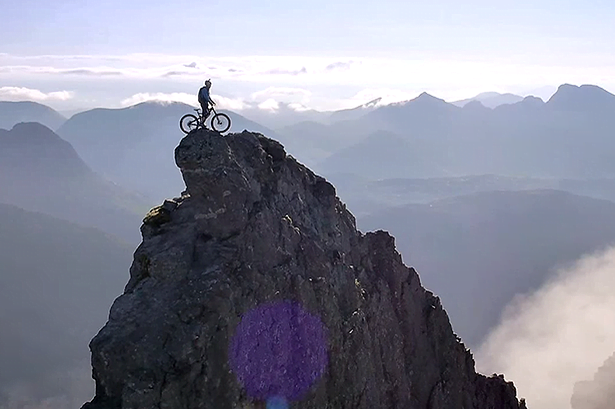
[229,300,329,402]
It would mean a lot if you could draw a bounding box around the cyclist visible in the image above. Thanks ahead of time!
[198,79,216,126]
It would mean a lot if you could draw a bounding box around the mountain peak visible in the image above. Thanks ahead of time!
[520,95,545,106]
[82,128,525,408]
[547,83,615,110]
[452,92,524,108]
[0,101,66,131]
[391,92,453,110]
[463,100,488,110]
[362,97,382,108]
[6,122,67,144]
[416,91,443,102]
[0,122,90,177]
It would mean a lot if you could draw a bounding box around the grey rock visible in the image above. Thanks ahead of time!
[82,129,525,408]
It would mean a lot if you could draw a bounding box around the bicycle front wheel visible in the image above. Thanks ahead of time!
[210,113,231,133]
[180,114,199,134]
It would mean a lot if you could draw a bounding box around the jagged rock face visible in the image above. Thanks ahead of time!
[82,129,524,409]
[571,352,615,409]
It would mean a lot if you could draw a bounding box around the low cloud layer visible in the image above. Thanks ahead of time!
[0,87,73,102]
[119,92,248,111]
[5,51,615,110]
[475,245,615,409]
[118,87,317,113]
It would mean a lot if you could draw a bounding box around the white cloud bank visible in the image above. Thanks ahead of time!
[2,52,615,112]
[119,92,248,111]
[475,245,615,409]
[0,86,74,102]
[119,86,318,113]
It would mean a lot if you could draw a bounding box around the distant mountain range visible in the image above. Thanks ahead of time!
[56,101,280,203]
[5,83,614,202]
[451,92,525,108]
[233,92,526,130]
[324,97,384,122]
[0,122,148,244]
[297,84,615,181]
[0,101,66,131]
[359,189,615,347]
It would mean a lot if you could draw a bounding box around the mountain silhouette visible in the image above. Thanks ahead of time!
[0,122,147,244]
[326,97,383,123]
[57,101,279,203]
[295,83,615,182]
[453,92,525,108]
[546,83,615,112]
[0,101,66,131]
[367,92,458,125]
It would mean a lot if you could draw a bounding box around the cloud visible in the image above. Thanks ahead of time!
[325,61,354,71]
[0,86,74,101]
[287,102,311,112]
[251,87,312,102]
[118,87,315,113]
[248,87,313,112]
[2,52,615,112]
[213,95,250,110]
[58,68,123,76]
[120,92,248,110]
[257,99,280,112]
[475,245,615,409]
[162,70,198,78]
[262,67,308,76]
[0,65,128,77]
[120,92,196,107]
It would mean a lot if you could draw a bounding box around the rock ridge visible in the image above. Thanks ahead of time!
[82,129,525,408]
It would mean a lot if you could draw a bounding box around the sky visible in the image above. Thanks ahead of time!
[1,0,615,113]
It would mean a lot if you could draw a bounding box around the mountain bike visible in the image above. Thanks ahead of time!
[179,107,232,134]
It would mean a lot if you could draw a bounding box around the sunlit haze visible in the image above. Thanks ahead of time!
[2,0,615,113]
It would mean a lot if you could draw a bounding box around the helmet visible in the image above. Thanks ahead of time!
[204,79,212,87]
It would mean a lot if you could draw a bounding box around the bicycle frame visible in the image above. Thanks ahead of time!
[195,106,218,121]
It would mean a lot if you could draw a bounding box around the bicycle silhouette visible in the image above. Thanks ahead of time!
[179,107,231,134]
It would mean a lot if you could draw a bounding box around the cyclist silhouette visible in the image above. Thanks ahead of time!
[198,79,216,126]
[180,81,231,134]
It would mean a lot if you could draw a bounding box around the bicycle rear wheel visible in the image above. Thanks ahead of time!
[180,114,199,134]
[210,113,231,133]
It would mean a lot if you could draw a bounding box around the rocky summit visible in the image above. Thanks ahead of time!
[82,129,525,408]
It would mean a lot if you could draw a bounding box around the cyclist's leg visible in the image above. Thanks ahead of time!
[204,108,212,127]
[199,103,208,126]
